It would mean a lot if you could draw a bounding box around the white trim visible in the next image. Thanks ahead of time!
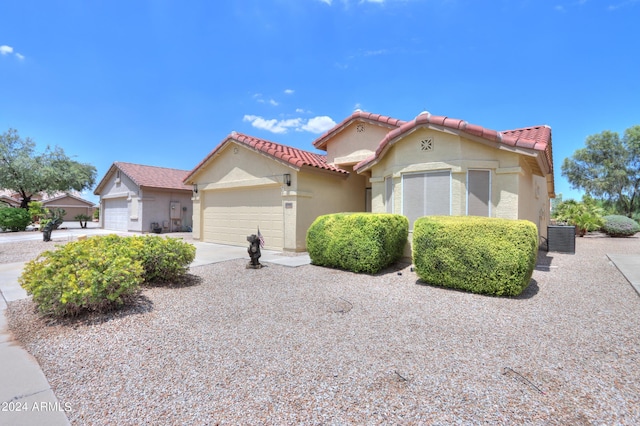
[385,176,394,214]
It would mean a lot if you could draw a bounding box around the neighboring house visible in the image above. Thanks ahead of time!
[94,162,193,233]
[41,192,96,219]
[0,189,95,219]
[185,110,554,252]
[0,192,21,207]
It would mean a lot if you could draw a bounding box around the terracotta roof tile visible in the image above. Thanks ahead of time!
[184,132,348,183]
[312,110,406,150]
[354,112,553,176]
[111,162,192,192]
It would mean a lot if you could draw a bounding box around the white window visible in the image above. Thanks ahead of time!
[402,170,451,228]
[467,170,491,217]
[385,176,394,213]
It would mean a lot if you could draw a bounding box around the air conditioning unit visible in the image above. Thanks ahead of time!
[547,225,575,254]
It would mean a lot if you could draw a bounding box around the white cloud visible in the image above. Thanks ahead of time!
[319,0,332,4]
[302,116,337,134]
[243,115,301,134]
[243,114,336,134]
[0,45,24,60]
[284,89,295,95]
[253,93,279,106]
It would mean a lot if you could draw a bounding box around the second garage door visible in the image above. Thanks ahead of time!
[103,197,128,231]
[202,186,283,249]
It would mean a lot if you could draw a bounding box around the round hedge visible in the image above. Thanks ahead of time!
[601,215,640,237]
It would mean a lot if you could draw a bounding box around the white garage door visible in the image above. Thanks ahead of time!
[103,198,128,231]
[202,187,283,249]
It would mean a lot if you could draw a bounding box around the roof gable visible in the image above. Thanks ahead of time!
[94,162,191,195]
[184,132,348,183]
[41,192,96,207]
[312,110,406,151]
[354,112,553,177]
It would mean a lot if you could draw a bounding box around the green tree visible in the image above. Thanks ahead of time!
[562,126,640,217]
[0,129,96,209]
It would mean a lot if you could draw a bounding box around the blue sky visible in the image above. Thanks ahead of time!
[2,0,639,205]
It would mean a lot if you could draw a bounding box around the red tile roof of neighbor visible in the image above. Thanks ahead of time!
[313,110,407,150]
[184,132,348,183]
[354,111,553,174]
[94,162,192,194]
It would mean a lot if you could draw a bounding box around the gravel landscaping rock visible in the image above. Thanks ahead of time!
[5,234,640,425]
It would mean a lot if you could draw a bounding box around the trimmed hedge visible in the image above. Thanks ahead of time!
[306,213,408,274]
[0,207,31,231]
[19,235,196,316]
[413,216,538,297]
[601,215,640,237]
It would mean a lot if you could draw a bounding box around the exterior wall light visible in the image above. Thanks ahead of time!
[284,174,291,186]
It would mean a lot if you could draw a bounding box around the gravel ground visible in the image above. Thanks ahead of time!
[5,234,640,425]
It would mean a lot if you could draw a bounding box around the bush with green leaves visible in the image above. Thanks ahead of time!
[19,235,196,316]
[0,207,32,231]
[413,216,538,297]
[132,235,196,282]
[601,215,640,237]
[19,237,144,316]
[552,199,604,236]
[306,213,408,274]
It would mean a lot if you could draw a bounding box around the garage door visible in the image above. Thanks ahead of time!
[103,198,128,231]
[202,187,283,249]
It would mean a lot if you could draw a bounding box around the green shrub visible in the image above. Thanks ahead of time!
[552,199,604,236]
[306,213,408,274]
[412,216,538,297]
[19,237,144,316]
[134,236,196,282]
[0,207,32,231]
[602,215,640,237]
[19,235,196,316]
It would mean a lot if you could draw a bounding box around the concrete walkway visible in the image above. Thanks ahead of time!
[0,230,309,425]
[608,254,640,296]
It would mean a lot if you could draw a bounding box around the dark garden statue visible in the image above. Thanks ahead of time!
[246,234,262,269]
[42,217,63,242]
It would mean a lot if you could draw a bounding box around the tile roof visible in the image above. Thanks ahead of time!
[184,132,348,183]
[312,110,406,150]
[94,162,192,195]
[40,192,96,206]
[354,111,553,175]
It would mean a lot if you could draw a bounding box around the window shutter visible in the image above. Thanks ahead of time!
[468,170,490,216]
[402,171,451,229]
[425,171,450,216]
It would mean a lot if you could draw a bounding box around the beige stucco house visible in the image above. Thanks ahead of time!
[41,192,96,220]
[185,110,554,252]
[184,132,366,250]
[94,162,193,233]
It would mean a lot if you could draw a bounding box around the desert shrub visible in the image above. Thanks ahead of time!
[413,216,538,297]
[552,199,604,236]
[74,214,91,228]
[133,236,196,283]
[19,237,144,316]
[306,213,408,274]
[0,207,31,231]
[19,235,196,316]
[601,215,640,237]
